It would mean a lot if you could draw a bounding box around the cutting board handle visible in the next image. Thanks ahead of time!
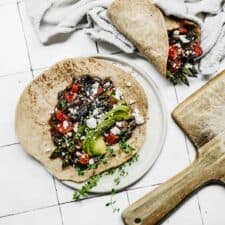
[122,158,211,225]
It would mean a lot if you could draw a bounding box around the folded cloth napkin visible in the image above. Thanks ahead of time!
[25,0,134,53]
[25,0,225,75]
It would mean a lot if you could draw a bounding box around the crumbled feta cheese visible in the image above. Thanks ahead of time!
[111,126,121,135]
[116,122,123,127]
[128,99,136,105]
[68,108,77,115]
[105,82,111,87]
[86,117,97,129]
[93,108,99,116]
[185,63,193,69]
[179,35,190,44]
[173,30,180,36]
[96,114,104,123]
[86,90,91,96]
[91,82,99,95]
[76,151,81,157]
[175,43,181,48]
[73,123,79,132]
[63,120,69,129]
[126,82,132,87]
[115,88,123,100]
[80,136,85,140]
[132,109,144,125]
[66,132,72,137]
[89,158,95,165]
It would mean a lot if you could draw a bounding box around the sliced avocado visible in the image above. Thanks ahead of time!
[83,104,132,156]
[92,136,106,155]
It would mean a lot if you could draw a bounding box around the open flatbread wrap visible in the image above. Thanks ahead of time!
[15,57,148,183]
[108,0,202,84]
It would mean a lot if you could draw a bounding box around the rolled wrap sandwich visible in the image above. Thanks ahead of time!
[108,0,203,85]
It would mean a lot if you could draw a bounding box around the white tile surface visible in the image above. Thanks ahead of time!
[0,0,20,5]
[19,2,97,70]
[0,72,32,146]
[0,3,30,76]
[198,185,225,225]
[128,186,203,225]
[61,192,129,225]
[0,206,61,225]
[1,2,225,224]
[0,144,58,216]
[54,179,75,204]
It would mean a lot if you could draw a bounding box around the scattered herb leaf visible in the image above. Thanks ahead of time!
[76,167,84,176]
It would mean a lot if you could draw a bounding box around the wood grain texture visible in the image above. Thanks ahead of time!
[122,70,225,225]
[122,131,225,225]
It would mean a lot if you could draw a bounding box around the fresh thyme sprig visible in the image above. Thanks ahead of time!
[105,188,120,213]
[73,153,139,203]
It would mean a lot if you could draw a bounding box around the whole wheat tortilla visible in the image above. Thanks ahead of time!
[108,0,201,77]
[15,57,148,183]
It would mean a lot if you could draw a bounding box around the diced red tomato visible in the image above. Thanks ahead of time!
[56,110,70,121]
[79,153,90,165]
[168,45,184,60]
[55,122,74,135]
[168,59,182,74]
[64,124,74,133]
[105,133,119,145]
[65,92,74,103]
[191,43,203,57]
[71,83,79,93]
[179,27,188,34]
[97,87,104,95]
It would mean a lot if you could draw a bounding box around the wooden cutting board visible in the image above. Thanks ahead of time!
[122,70,225,225]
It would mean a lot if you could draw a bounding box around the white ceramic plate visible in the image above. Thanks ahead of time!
[62,55,167,193]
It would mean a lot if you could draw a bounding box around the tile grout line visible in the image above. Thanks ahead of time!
[0,203,58,219]
[125,191,130,205]
[52,177,65,225]
[196,193,205,225]
[174,86,192,162]
[16,1,34,79]
[0,142,19,149]
[0,182,162,219]
[174,86,206,225]
[0,69,32,78]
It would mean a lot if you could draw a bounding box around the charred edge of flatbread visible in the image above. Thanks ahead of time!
[15,57,148,183]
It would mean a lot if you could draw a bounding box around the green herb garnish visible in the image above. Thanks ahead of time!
[73,174,101,201]
[59,99,67,108]
[105,189,120,213]
[76,167,85,176]
[73,154,139,202]
[119,139,135,154]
